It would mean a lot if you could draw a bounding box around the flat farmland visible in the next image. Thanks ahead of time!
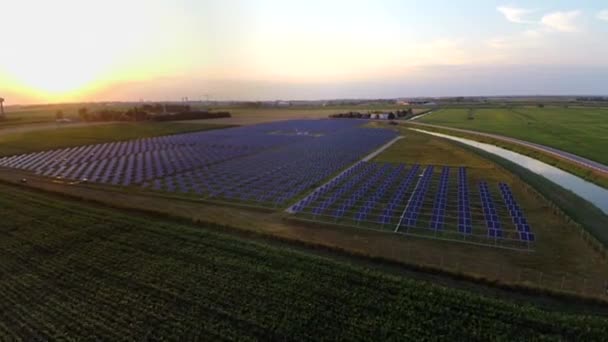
[0,106,70,127]
[0,103,135,127]
[419,107,608,165]
[185,106,425,125]
[0,182,607,340]
[0,122,233,157]
[0,120,608,295]
[1,118,607,300]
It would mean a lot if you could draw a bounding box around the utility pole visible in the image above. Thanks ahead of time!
[0,97,4,119]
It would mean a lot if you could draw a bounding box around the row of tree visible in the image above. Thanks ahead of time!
[329,109,413,119]
[57,107,231,122]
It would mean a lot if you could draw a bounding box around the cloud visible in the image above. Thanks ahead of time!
[485,28,543,51]
[598,10,608,21]
[497,6,534,23]
[541,10,582,32]
[522,29,544,38]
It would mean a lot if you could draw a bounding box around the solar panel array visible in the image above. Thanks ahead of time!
[479,181,502,238]
[398,165,434,231]
[0,120,398,208]
[292,161,536,250]
[429,166,450,230]
[499,183,535,242]
[457,167,472,234]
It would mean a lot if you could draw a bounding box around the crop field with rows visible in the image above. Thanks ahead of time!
[0,183,607,340]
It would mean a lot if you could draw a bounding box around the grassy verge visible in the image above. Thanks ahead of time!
[404,122,608,189]
[1,182,608,339]
[0,122,235,156]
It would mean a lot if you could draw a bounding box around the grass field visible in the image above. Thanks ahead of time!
[0,122,233,157]
[0,103,134,127]
[1,182,607,340]
[419,107,608,165]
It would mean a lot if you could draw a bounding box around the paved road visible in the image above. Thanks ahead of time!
[407,122,608,175]
[0,121,115,137]
[408,111,434,121]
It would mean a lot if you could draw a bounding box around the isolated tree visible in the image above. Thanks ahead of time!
[467,109,475,120]
[78,107,89,121]
[56,110,64,120]
[537,103,545,108]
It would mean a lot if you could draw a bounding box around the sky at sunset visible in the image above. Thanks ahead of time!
[1,0,607,104]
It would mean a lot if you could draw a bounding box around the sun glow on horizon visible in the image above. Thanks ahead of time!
[0,0,189,102]
[1,0,607,103]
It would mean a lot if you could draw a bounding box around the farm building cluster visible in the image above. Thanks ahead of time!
[329,109,412,120]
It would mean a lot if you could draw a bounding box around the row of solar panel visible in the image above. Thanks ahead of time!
[0,120,399,208]
[294,163,535,243]
[457,167,472,234]
[499,183,535,241]
[430,166,450,230]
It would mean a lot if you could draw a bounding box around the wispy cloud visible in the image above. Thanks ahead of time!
[497,6,534,24]
[541,10,582,32]
[598,10,608,21]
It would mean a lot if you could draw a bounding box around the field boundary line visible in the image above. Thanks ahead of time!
[288,217,535,252]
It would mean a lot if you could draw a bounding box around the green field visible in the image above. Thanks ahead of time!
[0,122,233,157]
[1,103,135,127]
[419,107,608,165]
[1,182,607,340]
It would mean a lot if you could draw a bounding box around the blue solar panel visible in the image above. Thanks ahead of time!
[499,183,535,241]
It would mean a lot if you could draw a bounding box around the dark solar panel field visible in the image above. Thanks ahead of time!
[0,120,398,208]
[0,119,534,249]
[291,161,535,250]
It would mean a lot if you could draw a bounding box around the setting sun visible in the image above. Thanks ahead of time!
[0,0,182,101]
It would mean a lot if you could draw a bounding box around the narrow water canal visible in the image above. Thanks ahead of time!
[411,128,608,215]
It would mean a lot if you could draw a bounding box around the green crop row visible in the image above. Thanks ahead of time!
[0,183,607,340]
